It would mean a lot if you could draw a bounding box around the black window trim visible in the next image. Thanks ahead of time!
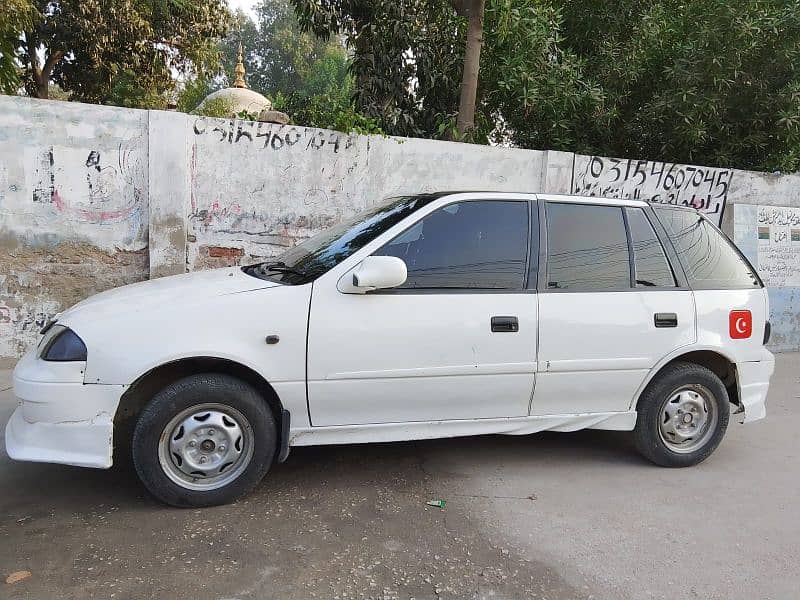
[644,205,690,288]
[538,200,691,294]
[368,197,538,295]
[626,206,682,289]
[621,208,636,288]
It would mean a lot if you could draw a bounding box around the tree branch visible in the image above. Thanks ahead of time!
[25,32,41,80]
[42,50,64,79]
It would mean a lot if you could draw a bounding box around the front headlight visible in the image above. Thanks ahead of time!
[39,326,87,362]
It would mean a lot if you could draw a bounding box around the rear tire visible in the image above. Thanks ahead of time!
[132,374,277,507]
[634,362,730,467]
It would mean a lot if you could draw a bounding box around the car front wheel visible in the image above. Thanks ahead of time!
[633,362,730,467]
[132,374,277,507]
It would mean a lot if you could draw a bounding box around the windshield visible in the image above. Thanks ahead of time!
[244,195,436,284]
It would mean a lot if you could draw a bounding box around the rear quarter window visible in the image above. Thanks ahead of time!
[653,207,761,289]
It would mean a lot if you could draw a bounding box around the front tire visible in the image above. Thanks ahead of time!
[634,362,730,467]
[132,374,277,507]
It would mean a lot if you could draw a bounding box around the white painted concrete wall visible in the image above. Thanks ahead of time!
[187,116,548,268]
[0,97,148,356]
[1,96,798,357]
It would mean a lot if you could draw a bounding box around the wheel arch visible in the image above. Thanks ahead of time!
[632,348,740,412]
[114,356,289,462]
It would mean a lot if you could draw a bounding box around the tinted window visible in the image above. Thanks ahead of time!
[546,203,631,290]
[376,200,529,289]
[654,207,760,289]
[625,208,677,288]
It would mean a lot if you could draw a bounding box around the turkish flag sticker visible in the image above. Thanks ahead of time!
[730,310,752,339]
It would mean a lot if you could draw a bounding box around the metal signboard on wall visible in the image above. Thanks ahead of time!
[757,205,800,287]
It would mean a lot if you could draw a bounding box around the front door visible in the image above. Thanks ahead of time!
[306,198,539,426]
[534,200,696,415]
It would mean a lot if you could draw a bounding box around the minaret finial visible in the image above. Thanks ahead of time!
[233,42,247,88]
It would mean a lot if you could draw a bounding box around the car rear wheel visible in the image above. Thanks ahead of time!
[633,362,730,467]
[132,374,276,507]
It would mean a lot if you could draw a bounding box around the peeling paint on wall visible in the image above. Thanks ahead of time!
[1,97,149,357]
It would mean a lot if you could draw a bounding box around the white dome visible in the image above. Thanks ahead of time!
[196,87,272,117]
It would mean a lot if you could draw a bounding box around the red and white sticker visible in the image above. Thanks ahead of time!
[729,310,752,339]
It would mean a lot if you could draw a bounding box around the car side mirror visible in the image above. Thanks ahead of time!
[350,256,407,292]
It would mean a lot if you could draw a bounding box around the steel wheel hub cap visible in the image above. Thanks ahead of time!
[658,386,718,454]
[158,404,254,491]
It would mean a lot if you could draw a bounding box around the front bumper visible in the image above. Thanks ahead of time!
[735,348,775,424]
[4,350,125,469]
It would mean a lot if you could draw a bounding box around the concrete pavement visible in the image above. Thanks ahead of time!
[1,354,798,599]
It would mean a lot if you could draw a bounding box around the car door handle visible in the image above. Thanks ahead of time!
[491,316,519,332]
[654,313,678,328]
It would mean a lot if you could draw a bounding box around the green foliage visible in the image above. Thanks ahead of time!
[292,0,800,172]
[193,97,233,118]
[0,0,37,94]
[8,0,230,105]
[557,0,800,171]
[292,0,465,139]
[175,76,217,114]
[222,0,341,98]
[275,90,384,134]
[107,69,169,109]
[177,0,380,135]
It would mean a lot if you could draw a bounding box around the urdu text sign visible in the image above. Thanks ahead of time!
[757,205,800,287]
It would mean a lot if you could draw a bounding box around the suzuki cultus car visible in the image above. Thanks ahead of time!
[6,193,774,506]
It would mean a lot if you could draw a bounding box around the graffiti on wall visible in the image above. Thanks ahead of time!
[757,205,800,287]
[26,139,145,224]
[192,118,357,154]
[572,155,731,224]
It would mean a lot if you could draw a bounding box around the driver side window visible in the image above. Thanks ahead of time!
[374,200,530,290]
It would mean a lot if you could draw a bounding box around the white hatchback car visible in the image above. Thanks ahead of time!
[6,193,774,506]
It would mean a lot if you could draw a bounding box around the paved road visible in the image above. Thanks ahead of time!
[1,354,797,599]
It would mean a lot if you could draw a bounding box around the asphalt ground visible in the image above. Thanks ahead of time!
[1,352,797,599]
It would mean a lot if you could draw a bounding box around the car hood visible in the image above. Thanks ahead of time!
[59,267,279,325]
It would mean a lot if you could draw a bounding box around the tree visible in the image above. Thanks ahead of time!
[218,8,261,89]
[452,0,486,136]
[290,0,800,172]
[291,1,464,138]
[177,0,380,133]
[0,0,37,94]
[556,0,800,171]
[9,0,230,104]
[220,0,344,98]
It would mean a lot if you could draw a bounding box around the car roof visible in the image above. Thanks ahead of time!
[410,191,650,209]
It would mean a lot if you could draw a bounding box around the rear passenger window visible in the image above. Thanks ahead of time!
[654,207,761,289]
[546,203,631,290]
[625,208,677,288]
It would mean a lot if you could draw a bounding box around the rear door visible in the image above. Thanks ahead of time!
[653,206,768,364]
[533,198,696,416]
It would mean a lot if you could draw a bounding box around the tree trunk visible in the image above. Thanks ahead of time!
[25,34,47,99]
[35,77,48,99]
[456,0,486,137]
[25,35,62,99]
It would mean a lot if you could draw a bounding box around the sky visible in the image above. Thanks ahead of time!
[227,0,258,18]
